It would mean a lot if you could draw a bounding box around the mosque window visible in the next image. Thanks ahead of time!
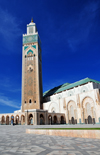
[29,99,31,103]
[34,54,35,57]
[34,101,36,103]
[29,27,33,34]
[25,101,26,104]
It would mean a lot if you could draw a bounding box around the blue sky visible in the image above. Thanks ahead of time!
[0,0,100,113]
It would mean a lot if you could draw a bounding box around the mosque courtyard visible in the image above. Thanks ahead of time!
[0,125,100,155]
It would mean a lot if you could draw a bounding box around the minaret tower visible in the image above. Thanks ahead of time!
[22,19,43,112]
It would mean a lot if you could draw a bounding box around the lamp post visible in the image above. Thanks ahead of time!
[49,116,51,125]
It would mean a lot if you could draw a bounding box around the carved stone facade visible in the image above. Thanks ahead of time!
[21,20,43,112]
[43,85,100,124]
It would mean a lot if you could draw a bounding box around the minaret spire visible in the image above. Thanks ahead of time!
[31,18,33,23]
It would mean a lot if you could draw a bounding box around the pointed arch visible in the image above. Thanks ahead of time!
[25,46,37,56]
[82,96,95,108]
[48,102,59,113]
[67,100,77,124]
[82,96,96,124]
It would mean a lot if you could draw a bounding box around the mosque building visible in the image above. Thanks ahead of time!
[0,19,100,125]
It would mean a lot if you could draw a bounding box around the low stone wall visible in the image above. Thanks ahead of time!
[26,129,100,139]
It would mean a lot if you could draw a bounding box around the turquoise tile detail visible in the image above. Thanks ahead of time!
[27,25,35,27]
[32,45,36,49]
[27,49,33,55]
[23,34,38,44]
[24,46,29,50]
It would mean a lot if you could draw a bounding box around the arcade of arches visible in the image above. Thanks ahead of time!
[0,115,25,125]
[0,97,98,125]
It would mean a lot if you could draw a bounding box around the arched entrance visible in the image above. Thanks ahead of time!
[1,116,5,125]
[54,115,57,124]
[48,115,52,125]
[40,114,44,125]
[28,114,33,125]
[6,116,9,125]
[61,116,64,124]
[16,115,19,125]
[88,115,92,124]
[11,115,14,125]
[71,117,75,124]
[82,97,96,124]
[67,100,77,124]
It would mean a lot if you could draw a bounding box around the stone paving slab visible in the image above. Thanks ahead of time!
[0,125,100,154]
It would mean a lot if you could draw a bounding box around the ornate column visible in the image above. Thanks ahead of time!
[34,112,37,125]
[9,116,11,125]
[66,109,68,124]
[74,109,76,124]
[84,108,87,124]
[82,109,84,124]
[68,110,70,124]
[19,115,21,125]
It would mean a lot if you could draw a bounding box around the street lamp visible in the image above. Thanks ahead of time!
[49,116,51,125]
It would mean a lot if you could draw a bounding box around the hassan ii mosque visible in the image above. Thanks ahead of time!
[0,19,100,125]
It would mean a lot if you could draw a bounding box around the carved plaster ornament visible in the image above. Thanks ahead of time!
[27,65,33,72]
[63,98,66,109]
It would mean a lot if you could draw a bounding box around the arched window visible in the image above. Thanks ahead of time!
[29,99,31,103]
[34,101,36,103]
[25,101,26,103]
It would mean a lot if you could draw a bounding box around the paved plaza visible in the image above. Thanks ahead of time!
[0,125,100,155]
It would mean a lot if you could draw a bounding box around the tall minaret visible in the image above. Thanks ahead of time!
[22,19,43,112]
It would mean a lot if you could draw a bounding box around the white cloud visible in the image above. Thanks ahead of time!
[0,8,22,50]
[0,94,20,109]
[0,76,21,92]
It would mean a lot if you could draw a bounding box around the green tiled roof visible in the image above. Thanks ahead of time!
[43,77,100,98]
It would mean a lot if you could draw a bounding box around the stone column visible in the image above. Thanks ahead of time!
[21,116,23,125]
[38,113,40,125]
[34,112,37,125]
[37,113,39,125]
[84,108,87,124]
[68,110,70,124]
[82,109,84,124]
[58,116,60,124]
[25,110,28,125]
[66,109,68,124]
[19,116,21,125]
[9,116,11,125]
[45,111,48,125]
[14,116,16,124]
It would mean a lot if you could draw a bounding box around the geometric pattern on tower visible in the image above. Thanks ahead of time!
[27,49,33,55]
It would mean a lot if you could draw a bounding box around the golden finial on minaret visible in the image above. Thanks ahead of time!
[31,18,33,23]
